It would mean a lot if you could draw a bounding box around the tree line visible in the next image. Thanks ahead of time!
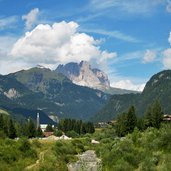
[116,100,164,137]
[0,114,95,139]
[58,118,95,135]
[0,115,44,139]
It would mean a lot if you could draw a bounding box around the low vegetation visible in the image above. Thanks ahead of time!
[0,100,171,170]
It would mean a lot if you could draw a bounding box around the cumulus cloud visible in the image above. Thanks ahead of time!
[22,8,39,30]
[143,50,156,63]
[111,80,145,91]
[162,32,171,69]
[163,48,171,69]
[166,0,171,12]
[10,21,116,66]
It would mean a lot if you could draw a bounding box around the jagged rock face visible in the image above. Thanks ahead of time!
[56,61,110,90]
[4,88,21,99]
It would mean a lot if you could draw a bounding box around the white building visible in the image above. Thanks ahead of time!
[40,124,48,132]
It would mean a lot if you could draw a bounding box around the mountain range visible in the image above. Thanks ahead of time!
[0,66,109,123]
[93,70,171,122]
[0,61,170,124]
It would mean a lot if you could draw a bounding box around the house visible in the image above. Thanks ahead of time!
[40,124,48,132]
[43,131,54,137]
[163,114,171,122]
[96,122,108,128]
[40,124,55,132]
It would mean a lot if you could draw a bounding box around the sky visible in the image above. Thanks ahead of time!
[0,0,171,91]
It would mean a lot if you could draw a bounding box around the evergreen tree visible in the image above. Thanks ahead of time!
[151,100,163,129]
[36,126,43,137]
[85,122,95,133]
[144,106,153,128]
[26,118,36,138]
[45,124,53,132]
[116,113,128,137]
[81,123,87,134]
[127,106,137,133]
[8,119,17,139]
[2,115,9,136]
[0,114,4,131]
[0,114,6,138]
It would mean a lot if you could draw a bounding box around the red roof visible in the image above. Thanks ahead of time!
[43,132,54,137]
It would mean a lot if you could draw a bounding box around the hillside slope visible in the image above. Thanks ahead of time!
[0,75,55,124]
[93,70,171,122]
[8,67,108,120]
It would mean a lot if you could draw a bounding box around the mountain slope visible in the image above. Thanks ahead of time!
[93,70,171,122]
[8,67,108,120]
[0,75,55,124]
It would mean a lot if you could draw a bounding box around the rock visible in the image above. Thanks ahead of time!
[4,88,21,99]
[67,150,102,171]
[56,61,110,90]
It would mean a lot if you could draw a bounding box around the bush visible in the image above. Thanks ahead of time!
[18,138,31,152]
[54,130,63,137]
[66,130,79,138]
[32,139,42,148]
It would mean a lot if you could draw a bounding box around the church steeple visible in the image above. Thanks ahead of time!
[37,112,40,129]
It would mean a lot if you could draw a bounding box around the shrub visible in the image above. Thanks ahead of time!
[66,130,79,138]
[54,130,63,137]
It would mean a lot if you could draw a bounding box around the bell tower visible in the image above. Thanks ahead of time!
[37,112,40,129]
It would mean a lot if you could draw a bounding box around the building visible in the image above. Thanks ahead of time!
[43,131,54,137]
[40,124,48,132]
[163,114,171,122]
[37,113,55,132]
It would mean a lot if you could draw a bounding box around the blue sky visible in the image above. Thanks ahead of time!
[0,0,171,90]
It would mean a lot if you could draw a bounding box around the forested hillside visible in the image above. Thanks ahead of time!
[93,70,171,122]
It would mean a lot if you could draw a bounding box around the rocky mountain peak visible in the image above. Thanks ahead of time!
[56,61,110,90]
[79,61,91,69]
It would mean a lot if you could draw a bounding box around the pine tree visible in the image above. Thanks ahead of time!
[127,106,137,133]
[36,126,43,137]
[2,115,9,136]
[8,119,17,139]
[0,114,4,130]
[151,100,163,129]
[116,112,128,137]
[81,123,87,134]
[45,124,53,132]
[26,118,36,138]
[144,106,153,128]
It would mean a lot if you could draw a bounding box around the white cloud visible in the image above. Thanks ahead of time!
[163,48,171,69]
[0,16,18,30]
[0,60,30,75]
[111,79,145,91]
[22,8,39,30]
[80,28,139,43]
[90,0,165,15]
[100,51,117,62]
[162,32,171,69]
[143,50,156,63]
[169,32,171,45]
[166,0,171,12]
[10,21,116,67]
